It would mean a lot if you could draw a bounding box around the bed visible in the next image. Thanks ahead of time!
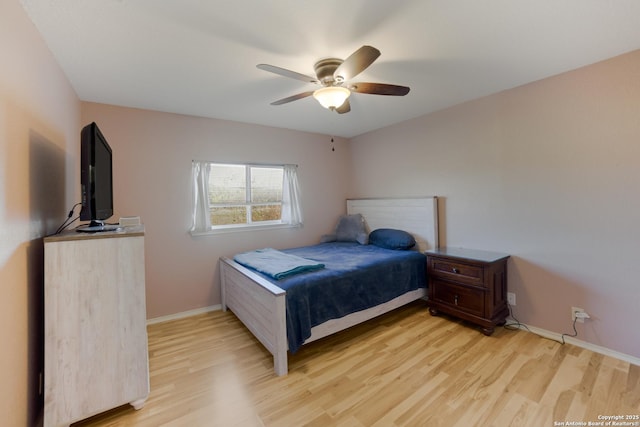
[219,197,439,376]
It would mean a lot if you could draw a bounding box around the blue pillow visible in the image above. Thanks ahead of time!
[321,214,368,245]
[369,228,416,250]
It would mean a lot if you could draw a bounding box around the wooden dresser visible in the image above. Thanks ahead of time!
[425,247,510,335]
[44,226,149,427]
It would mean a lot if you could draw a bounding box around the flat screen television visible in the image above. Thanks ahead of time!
[77,122,119,232]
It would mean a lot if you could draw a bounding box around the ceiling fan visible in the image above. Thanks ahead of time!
[257,45,410,114]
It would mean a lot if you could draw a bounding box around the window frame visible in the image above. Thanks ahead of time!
[209,163,284,229]
[190,160,301,236]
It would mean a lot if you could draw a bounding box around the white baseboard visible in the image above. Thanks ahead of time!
[146,304,221,325]
[507,318,640,367]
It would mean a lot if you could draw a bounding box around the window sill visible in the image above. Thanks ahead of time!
[189,222,301,236]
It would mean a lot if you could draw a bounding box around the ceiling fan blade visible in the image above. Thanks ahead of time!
[334,46,381,81]
[350,82,410,96]
[336,99,351,114]
[270,91,315,105]
[257,64,319,84]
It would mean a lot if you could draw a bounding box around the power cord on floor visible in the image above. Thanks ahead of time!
[560,316,579,345]
[503,303,530,332]
[504,304,581,346]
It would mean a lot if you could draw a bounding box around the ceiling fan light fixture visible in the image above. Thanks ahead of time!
[313,86,351,110]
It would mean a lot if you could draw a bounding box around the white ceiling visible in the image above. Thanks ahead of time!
[20,0,640,138]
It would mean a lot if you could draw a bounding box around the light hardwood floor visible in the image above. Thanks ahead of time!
[74,300,640,426]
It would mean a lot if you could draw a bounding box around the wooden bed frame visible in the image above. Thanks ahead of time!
[219,197,439,376]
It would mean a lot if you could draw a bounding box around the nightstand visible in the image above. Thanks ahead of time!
[425,247,510,336]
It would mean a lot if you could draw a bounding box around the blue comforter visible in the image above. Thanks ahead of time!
[255,242,427,353]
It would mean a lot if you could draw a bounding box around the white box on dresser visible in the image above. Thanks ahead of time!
[43,226,149,427]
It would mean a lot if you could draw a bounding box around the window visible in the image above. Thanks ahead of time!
[190,161,302,234]
[209,164,283,226]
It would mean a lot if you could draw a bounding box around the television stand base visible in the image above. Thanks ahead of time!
[77,221,121,233]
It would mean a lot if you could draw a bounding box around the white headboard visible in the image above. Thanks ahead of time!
[347,197,439,252]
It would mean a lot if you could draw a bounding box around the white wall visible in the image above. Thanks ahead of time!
[0,1,81,425]
[349,50,640,359]
[81,102,353,318]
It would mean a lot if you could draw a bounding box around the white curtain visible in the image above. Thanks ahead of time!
[281,164,303,226]
[190,161,211,233]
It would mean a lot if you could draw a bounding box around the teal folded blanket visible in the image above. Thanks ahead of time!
[234,248,325,280]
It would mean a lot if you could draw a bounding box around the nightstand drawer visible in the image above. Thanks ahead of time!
[431,259,483,285]
[431,279,485,318]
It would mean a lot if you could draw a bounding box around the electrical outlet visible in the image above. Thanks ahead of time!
[572,306,588,323]
[507,292,516,306]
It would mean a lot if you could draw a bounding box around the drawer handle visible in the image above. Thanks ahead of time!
[454,295,459,306]
[452,267,460,274]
